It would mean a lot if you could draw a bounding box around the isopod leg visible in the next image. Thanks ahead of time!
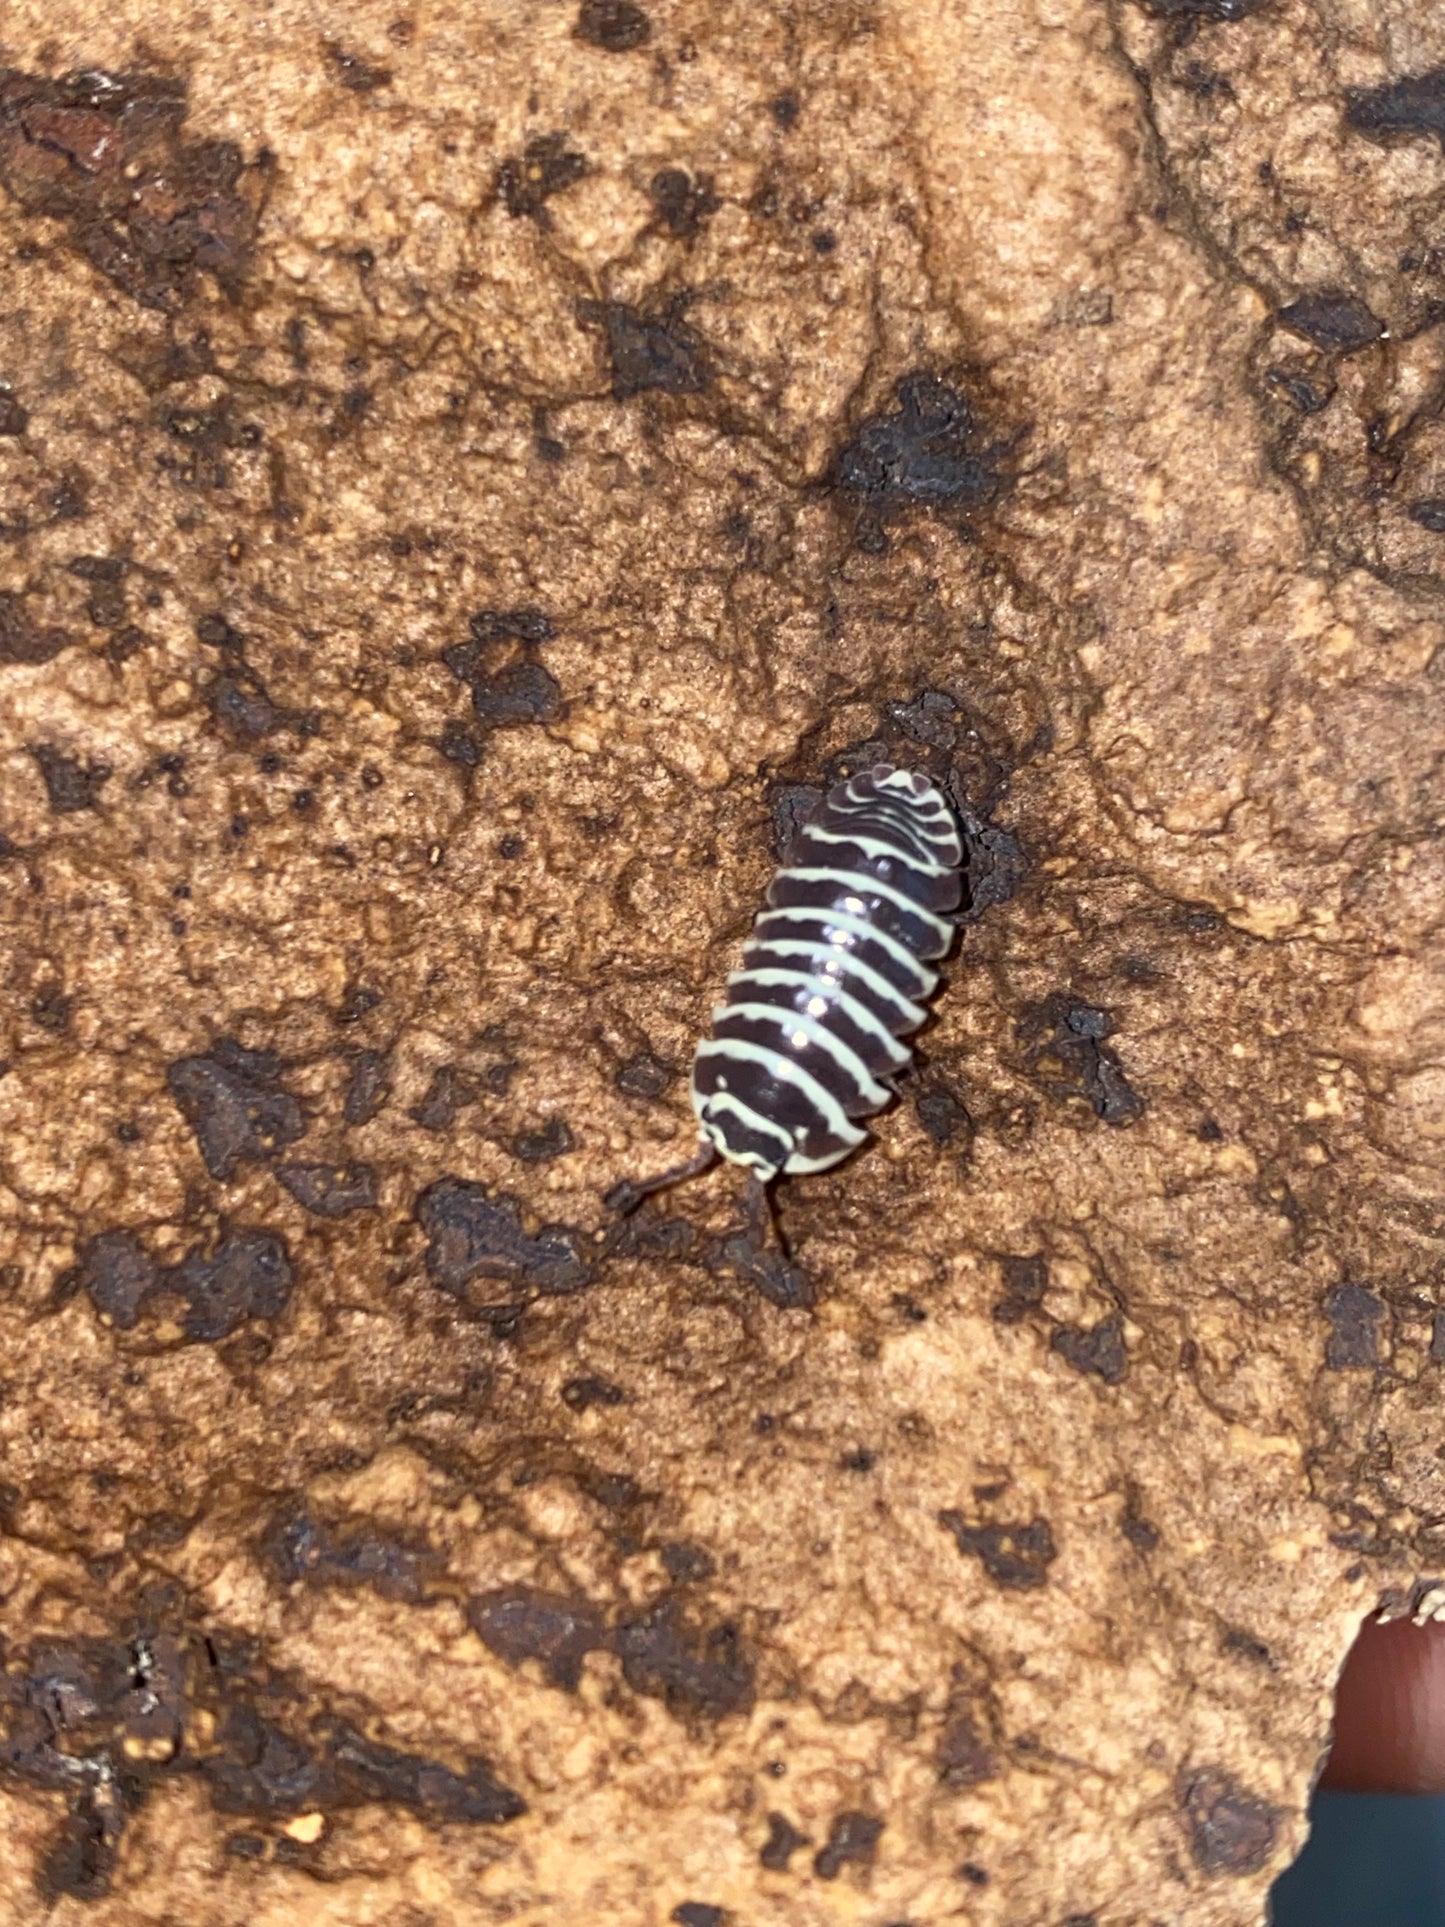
[603,1138,718,1216]
[744,1169,794,1263]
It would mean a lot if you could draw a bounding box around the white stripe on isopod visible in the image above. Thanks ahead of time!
[711,1000,891,1108]
[691,1086,795,1172]
[798,822,956,876]
[772,866,955,957]
[751,905,938,997]
[724,967,911,1069]
[692,1036,870,1152]
[740,935,927,1030]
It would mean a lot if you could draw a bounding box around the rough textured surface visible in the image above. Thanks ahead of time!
[0,1,1441,1923]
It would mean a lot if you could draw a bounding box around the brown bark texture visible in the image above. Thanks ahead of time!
[0,0,1442,1922]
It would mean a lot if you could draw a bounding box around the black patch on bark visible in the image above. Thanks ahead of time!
[660,1540,715,1582]
[409,1065,472,1132]
[0,388,27,435]
[1121,1511,1161,1552]
[1323,1283,1384,1369]
[1179,1768,1279,1875]
[959,812,1026,919]
[992,1253,1047,1324]
[672,1906,724,1927]
[1221,1627,1274,1668]
[1018,995,1144,1126]
[30,743,110,811]
[939,1512,1057,1589]
[276,1162,378,1217]
[0,68,255,309]
[416,1176,593,1298]
[766,780,824,860]
[833,373,1005,548]
[334,982,380,1026]
[581,299,709,398]
[936,1714,998,1787]
[650,167,718,237]
[196,611,244,648]
[1051,1315,1128,1384]
[1132,0,1262,16]
[328,1718,523,1821]
[41,1786,119,1899]
[4,1622,522,1876]
[166,1040,305,1179]
[562,1375,625,1411]
[497,133,587,225]
[468,1587,609,1691]
[328,47,393,92]
[760,1811,808,1869]
[3,1629,184,1894]
[31,984,71,1032]
[1277,291,1383,353]
[470,1589,751,1716]
[471,659,562,725]
[168,1228,293,1340]
[79,1229,160,1330]
[813,1810,883,1880]
[1265,367,1331,414]
[68,554,128,628]
[205,1705,523,1825]
[78,1225,289,1341]
[0,592,67,663]
[886,686,969,751]
[210,666,279,739]
[605,1201,697,1260]
[715,1234,815,1310]
[1345,67,1445,153]
[443,612,561,728]
[512,1116,575,1162]
[343,1048,389,1124]
[1431,1311,1445,1363]
[915,1082,972,1148]
[611,1603,753,1716]
[615,1050,672,1098]
[575,0,652,50]
[439,718,483,767]
[1409,499,1445,533]
[264,1509,436,1603]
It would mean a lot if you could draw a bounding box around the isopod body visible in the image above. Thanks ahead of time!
[691,764,963,1180]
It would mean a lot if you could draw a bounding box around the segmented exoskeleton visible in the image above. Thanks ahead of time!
[608,764,963,1225]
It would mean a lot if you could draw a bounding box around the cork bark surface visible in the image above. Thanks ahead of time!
[0,0,1442,1922]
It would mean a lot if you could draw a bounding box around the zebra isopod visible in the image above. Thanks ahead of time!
[609,764,964,1217]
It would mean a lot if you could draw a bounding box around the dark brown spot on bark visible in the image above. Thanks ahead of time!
[992,1253,1047,1324]
[1323,1283,1384,1369]
[938,1512,1057,1589]
[166,1040,305,1180]
[416,1176,593,1297]
[760,1810,807,1870]
[813,1809,883,1880]
[276,1162,378,1217]
[1051,1314,1128,1384]
[1179,1767,1279,1875]
[936,1713,997,1787]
